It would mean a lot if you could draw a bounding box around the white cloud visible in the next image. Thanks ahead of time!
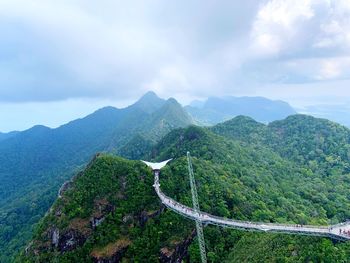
[144,65,190,96]
[250,0,315,56]
[257,0,314,27]
[315,57,350,80]
[1,0,350,130]
[314,1,350,49]
[317,60,341,79]
[246,0,350,87]
[0,0,174,101]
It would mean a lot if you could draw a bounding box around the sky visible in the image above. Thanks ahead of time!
[1,0,350,131]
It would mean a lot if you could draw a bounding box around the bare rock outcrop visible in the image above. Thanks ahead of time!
[91,238,131,263]
[57,229,87,252]
[139,206,165,227]
[160,229,196,263]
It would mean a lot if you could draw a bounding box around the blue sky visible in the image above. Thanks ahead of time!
[1,0,350,131]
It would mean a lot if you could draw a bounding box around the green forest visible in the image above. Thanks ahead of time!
[18,115,350,262]
[0,93,193,262]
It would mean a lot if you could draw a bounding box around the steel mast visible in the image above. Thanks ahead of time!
[187,151,207,263]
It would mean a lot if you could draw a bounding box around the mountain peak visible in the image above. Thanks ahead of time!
[229,115,260,123]
[166,97,180,105]
[137,91,163,104]
[90,106,119,116]
[140,90,159,99]
[216,115,266,132]
[132,91,166,113]
[159,98,188,115]
[27,125,51,132]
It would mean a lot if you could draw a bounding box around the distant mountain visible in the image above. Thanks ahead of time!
[212,114,350,177]
[0,92,194,262]
[189,99,205,108]
[0,131,19,141]
[132,90,166,113]
[20,114,350,262]
[186,96,296,125]
[299,104,350,128]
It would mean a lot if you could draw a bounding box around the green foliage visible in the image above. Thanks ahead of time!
[18,155,194,263]
[224,233,350,263]
[19,114,350,262]
[0,96,193,262]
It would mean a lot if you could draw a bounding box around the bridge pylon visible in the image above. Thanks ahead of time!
[187,152,207,263]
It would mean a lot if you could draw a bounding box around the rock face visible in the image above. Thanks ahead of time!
[58,181,73,198]
[160,229,196,263]
[49,227,87,252]
[91,247,129,263]
[91,238,131,263]
[51,228,60,247]
[139,206,165,227]
[57,229,87,252]
[90,200,115,229]
[25,242,33,255]
[91,216,105,229]
[42,199,116,256]
[160,247,175,262]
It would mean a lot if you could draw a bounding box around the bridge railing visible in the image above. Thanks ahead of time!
[330,221,350,228]
[197,209,329,231]
[155,183,330,232]
[154,173,350,241]
[147,161,350,241]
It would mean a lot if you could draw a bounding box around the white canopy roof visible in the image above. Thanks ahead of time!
[141,159,172,170]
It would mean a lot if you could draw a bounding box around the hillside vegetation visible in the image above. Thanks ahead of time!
[20,115,350,262]
[0,92,193,262]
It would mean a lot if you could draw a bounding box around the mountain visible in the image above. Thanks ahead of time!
[299,104,350,128]
[0,131,19,141]
[213,114,350,176]
[132,91,166,114]
[19,115,350,262]
[186,96,296,125]
[114,97,194,160]
[0,92,194,262]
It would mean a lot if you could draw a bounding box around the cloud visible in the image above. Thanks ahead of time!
[314,0,350,49]
[315,57,350,80]
[250,0,315,56]
[0,0,172,102]
[244,0,350,87]
[0,0,266,102]
[0,0,350,105]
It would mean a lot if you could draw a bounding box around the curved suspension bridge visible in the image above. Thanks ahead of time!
[142,154,350,263]
[142,158,350,242]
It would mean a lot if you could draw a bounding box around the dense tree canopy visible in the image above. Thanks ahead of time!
[0,95,193,263]
[19,115,350,262]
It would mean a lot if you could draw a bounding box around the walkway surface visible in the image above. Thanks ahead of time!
[142,160,350,241]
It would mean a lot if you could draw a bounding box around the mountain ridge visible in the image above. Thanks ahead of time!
[2,92,350,262]
[0,92,193,262]
[186,96,296,125]
[19,114,350,262]
[0,131,20,141]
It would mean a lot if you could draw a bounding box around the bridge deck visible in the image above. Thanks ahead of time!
[142,160,350,241]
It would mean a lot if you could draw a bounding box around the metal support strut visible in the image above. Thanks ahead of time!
[187,152,207,263]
